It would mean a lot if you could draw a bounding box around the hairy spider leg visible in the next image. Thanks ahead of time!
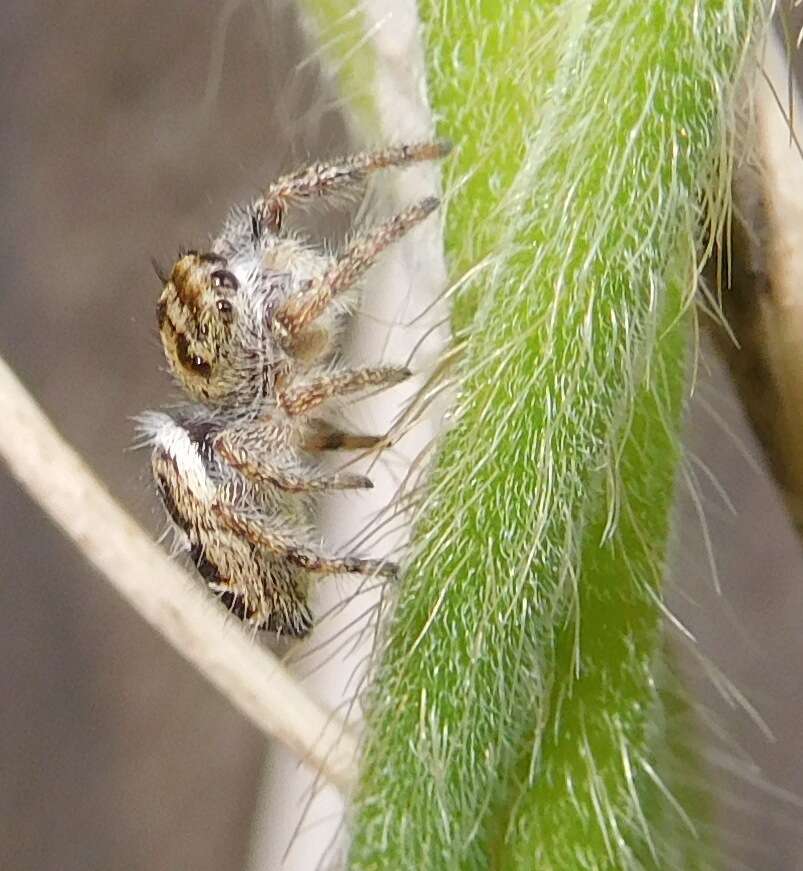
[302,421,387,453]
[215,436,373,492]
[274,198,440,337]
[212,503,397,578]
[278,366,411,417]
[261,140,450,231]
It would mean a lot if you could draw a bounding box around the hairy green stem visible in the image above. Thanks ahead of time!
[343,1,761,868]
[496,278,687,868]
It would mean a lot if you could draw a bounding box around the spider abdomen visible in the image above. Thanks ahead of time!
[146,411,316,636]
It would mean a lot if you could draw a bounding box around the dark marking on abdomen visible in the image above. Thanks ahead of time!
[189,542,224,586]
[217,590,260,624]
[156,471,190,536]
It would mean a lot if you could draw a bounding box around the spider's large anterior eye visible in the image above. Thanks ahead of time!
[211,269,239,291]
[175,331,212,378]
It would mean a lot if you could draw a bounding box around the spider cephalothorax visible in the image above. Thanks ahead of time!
[157,249,284,406]
[143,140,449,636]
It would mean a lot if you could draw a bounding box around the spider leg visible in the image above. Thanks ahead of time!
[273,198,439,336]
[215,435,373,492]
[278,366,411,417]
[262,140,450,232]
[212,502,396,578]
[303,421,387,452]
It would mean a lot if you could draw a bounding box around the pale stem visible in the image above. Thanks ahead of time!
[0,353,358,792]
[245,0,449,867]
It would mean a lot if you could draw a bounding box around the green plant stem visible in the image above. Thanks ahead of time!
[346,2,760,868]
[496,279,687,868]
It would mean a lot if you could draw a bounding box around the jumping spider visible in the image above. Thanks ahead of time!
[141,141,449,637]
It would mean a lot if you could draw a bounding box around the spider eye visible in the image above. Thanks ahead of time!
[199,323,209,337]
[175,333,212,378]
[211,269,239,291]
[216,299,232,315]
[199,252,227,265]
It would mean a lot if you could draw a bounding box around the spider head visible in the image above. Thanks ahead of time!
[157,251,244,405]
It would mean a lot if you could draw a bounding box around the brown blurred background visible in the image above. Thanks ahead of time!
[1,2,802,870]
[0,2,351,869]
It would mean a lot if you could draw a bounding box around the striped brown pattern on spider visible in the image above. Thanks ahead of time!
[139,141,450,637]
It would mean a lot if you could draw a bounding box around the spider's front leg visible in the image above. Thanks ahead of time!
[261,140,450,232]
[274,198,439,336]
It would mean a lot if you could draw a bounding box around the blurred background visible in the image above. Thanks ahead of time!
[1,2,803,869]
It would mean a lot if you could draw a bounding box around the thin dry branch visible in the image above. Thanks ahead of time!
[0,353,357,791]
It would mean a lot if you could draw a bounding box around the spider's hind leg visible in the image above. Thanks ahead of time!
[303,420,387,453]
[212,502,397,579]
[215,434,373,492]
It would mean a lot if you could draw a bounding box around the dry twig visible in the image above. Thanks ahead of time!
[0,353,357,791]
